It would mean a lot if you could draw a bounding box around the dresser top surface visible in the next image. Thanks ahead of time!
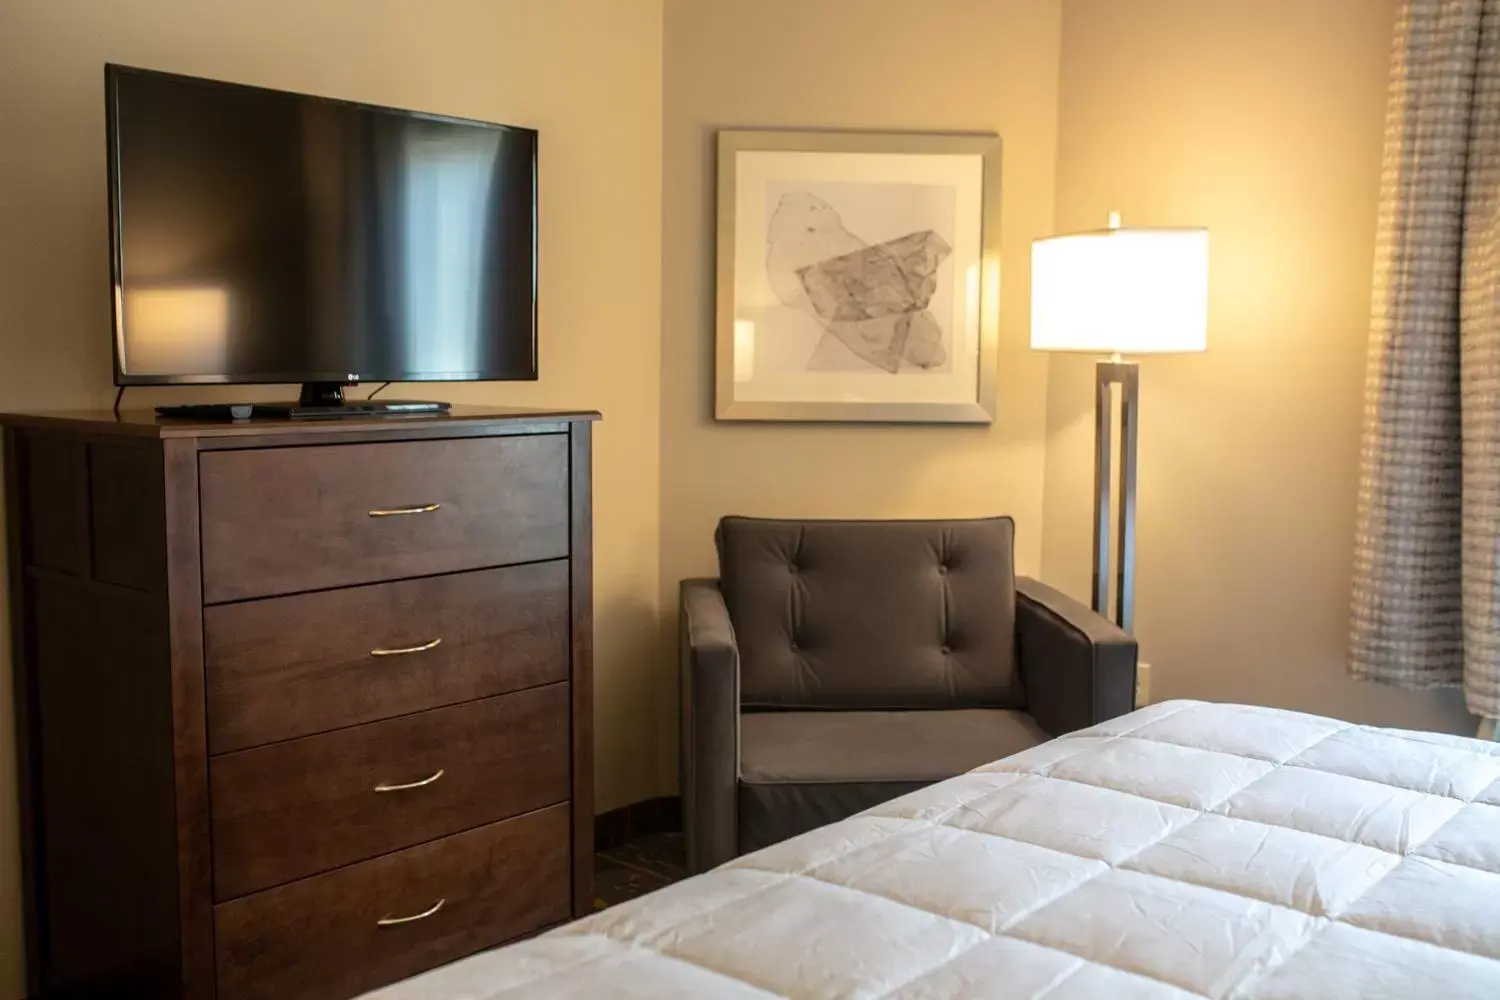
[0,405,600,439]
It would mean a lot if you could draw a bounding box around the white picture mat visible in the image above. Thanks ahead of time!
[732,150,984,404]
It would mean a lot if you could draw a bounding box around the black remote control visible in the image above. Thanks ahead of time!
[155,403,254,420]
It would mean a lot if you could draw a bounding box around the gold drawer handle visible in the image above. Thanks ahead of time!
[368,503,441,518]
[373,768,445,793]
[370,637,443,658]
[377,898,445,927]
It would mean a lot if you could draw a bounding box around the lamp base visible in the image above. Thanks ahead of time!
[1093,358,1139,632]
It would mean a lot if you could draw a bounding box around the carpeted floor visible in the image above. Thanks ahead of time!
[595,832,686,909]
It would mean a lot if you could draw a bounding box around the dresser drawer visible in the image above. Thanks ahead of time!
[204,560,570,753]
[199,434,569,603]
[215,804,571,1000]
[210,684,570,901]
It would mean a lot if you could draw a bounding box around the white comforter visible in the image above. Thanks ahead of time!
[369,700,1500,999]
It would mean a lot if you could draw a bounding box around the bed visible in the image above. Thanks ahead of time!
[366,700,1500,999]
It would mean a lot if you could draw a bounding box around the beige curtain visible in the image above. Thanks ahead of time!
[1352,0,1500,730]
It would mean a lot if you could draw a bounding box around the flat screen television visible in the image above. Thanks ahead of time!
[106,65,538,416]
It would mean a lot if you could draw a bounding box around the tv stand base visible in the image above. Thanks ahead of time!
[154,382,452,420]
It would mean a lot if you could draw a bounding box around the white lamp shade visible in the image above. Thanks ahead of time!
[1031,226,1209,354]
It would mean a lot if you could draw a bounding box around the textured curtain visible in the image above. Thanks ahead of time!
[1351,0,1500,729]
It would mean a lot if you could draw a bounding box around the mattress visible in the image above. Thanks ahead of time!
[366,700,1500,999]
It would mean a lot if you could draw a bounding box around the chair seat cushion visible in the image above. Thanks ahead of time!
[737,709,1049,853]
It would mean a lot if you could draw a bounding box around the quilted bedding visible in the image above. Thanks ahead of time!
[368,700,1500,999]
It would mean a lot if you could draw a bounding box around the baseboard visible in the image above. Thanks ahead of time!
[594,795,682,850]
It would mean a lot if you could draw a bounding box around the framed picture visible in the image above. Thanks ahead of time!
[715,130,1001,423]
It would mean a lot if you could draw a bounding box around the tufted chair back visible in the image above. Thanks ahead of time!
[715,516,1022,710]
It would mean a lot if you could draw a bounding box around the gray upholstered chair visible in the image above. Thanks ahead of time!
[679,515,1137,873]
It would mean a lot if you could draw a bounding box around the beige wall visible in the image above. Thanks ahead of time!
[657,0,1063,790]
[1043,0,1475,733]
[0,1,662,993]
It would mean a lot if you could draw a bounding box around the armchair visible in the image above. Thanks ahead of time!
[680,516,1137,873]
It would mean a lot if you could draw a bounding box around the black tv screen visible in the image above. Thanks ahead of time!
[107,65,538,386]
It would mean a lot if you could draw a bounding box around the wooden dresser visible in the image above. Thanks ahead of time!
[0,406,597,1000]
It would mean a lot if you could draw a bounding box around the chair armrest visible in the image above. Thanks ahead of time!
[1015,576,1138,737]
[679,578,740,873]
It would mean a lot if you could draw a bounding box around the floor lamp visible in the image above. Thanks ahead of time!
[1030,213,1208,633]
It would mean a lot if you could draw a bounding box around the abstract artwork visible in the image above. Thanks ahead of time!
[768,192,951,374]
[716,131,1000,422]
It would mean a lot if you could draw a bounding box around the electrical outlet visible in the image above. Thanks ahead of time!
[1137,661,1152,707]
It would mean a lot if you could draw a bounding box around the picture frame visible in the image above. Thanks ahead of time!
[715,129,1002,423]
